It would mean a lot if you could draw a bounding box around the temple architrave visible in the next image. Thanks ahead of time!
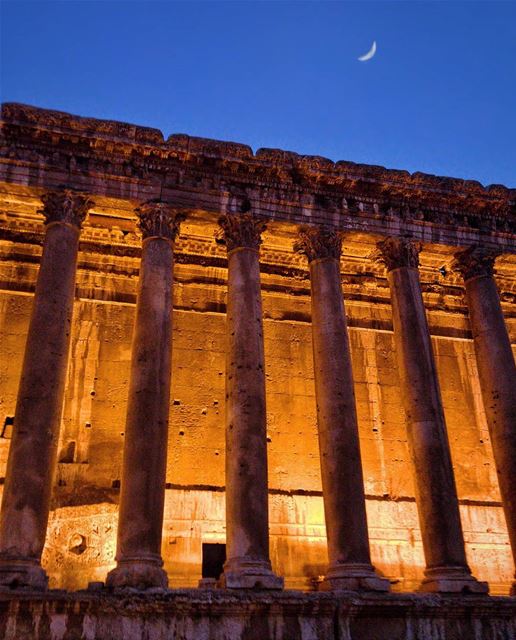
[0,103,515,639]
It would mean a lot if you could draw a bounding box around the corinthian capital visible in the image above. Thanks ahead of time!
[452,246,499,281]
[40,190,92,228]
[136,201,185,242]
[375,237,422,271]
[217,214,267,252]
[294,225,342,263]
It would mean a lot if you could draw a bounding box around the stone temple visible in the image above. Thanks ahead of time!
[0,103,514,639]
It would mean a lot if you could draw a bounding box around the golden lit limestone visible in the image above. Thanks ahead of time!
[295,226,389,592]
[106,201,185,589]
[376,237,487,594]
[0,189,91,589]
[454,246,516,595]
[217,214,283,590]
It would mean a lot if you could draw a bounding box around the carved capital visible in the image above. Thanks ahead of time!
[40,190,92,228]
[375,237,422,271]
[452,246,499,281]
[294,225,342,262]
[136,201,185,242]
[217,214,266,252]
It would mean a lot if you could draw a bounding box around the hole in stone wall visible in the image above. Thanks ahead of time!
[1,416,14,439]
[69,533,87,555]
[59,441,76,464]
[314,194,330,209]
[202,543,226,579]
[239,198,251,213]
[111,480,120,489]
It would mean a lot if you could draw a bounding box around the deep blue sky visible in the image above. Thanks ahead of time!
[1,1,515,187]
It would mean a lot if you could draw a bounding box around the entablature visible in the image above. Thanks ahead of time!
[1,103,515,252]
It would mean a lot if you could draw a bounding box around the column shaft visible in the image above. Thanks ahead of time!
[455,248,516,594]
[378,237,487,593]
[0,191,90,589]
[219,215,283,589]
[297,227,389,591]
[106,202,181,589]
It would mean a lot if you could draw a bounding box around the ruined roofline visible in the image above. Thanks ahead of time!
[1,102,515,204]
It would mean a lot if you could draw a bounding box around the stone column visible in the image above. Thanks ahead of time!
[454,246,516,595]
[0,190,91,589]
[106,202,184,589]
[218,214,283,589]
[295,226,389,592]
[376,237,487,593]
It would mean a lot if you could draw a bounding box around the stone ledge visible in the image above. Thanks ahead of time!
[1,589,515,640]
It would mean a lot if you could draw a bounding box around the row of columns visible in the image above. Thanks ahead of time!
[0,192,514,595]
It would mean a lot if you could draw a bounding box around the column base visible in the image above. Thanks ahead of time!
[198,577,218,589]
[0,556,48,590]
[320,562,390,592]
[419,566,488,594]
[106,555,168,590]
[220,558,284,590]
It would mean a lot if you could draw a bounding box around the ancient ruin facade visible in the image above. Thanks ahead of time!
[0,103,515,639]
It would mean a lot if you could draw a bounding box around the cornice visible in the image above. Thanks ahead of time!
[1,103,515,242]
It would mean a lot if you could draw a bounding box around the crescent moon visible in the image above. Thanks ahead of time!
[358,41,377,62]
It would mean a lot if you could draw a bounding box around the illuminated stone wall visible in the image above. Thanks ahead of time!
[0,247,513,593]
[0,103,514,595]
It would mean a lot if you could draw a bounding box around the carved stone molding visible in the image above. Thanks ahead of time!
[3,104,516,244]
[217,214,267,252]
[293,225,343,263]
[40,190,92,229]
[136,201,185,242]
[453,246,500,281]
[375,237,422,271]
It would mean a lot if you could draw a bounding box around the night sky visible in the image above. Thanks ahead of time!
[1,1,515,187]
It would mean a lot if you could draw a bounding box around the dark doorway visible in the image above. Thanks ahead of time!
[202,543,226,579]
[1,416,14,439]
